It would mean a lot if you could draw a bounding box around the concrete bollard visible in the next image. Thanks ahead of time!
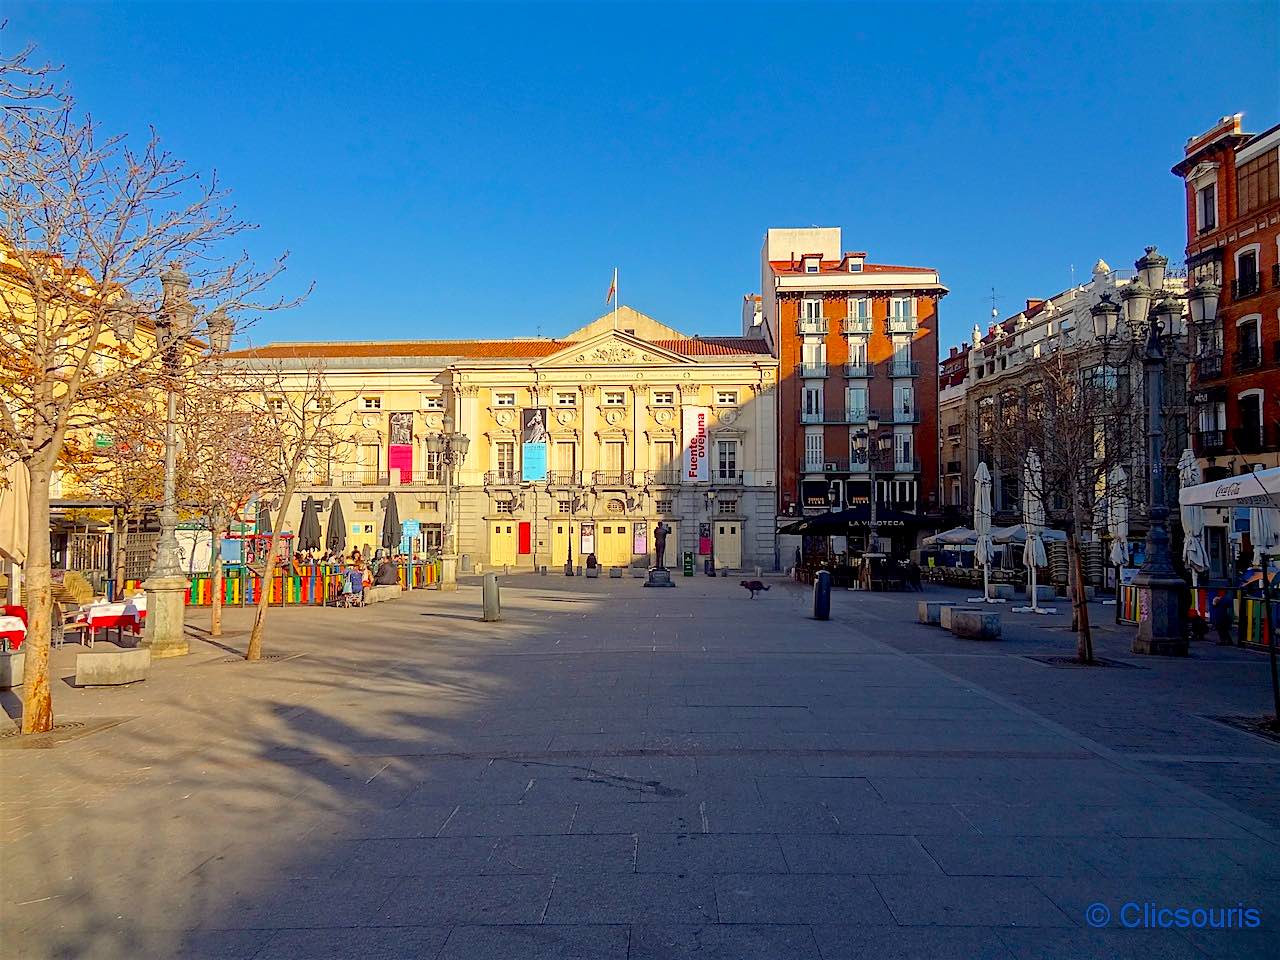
[813,570,832,621]
[482,572,501,622]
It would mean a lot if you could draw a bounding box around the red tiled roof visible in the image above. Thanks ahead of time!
[768,260,937,276]
[224,336,772,361]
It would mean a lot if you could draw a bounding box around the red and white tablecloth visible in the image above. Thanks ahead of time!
[0,615,25,651]
[79,597,147,636]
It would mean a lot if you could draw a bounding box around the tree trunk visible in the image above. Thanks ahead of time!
[245,482,298,661]
[1073,537,1094,663]
[20,462,54,734]
[210,509,225,638]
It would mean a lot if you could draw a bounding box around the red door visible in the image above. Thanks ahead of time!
[518,522,532,555]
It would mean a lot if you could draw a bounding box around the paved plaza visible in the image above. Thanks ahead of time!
[2,577,1278,960]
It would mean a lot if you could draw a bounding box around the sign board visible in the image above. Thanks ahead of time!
[682,407,709,483]
[521,408,549,481]
[698,521,711,556]
[388,412,413,483]
[801,480,829,509]
[682,551,695,576]
[94,433,112,449]
[402,519,421,538]
[580,521,596,555]
[632,522,648,556]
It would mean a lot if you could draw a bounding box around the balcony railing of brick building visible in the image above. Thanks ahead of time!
[1233,426,1270,455]
[1232,274,1262,300]
[892,407,921,424]
[484,470,520,485]
[842,316,874,334]
[797,317,828,335]
[1195,353,1224,380]
[945,460,963,474]
[1195,429,1226,454]
[844,362,870,377]
[894,458,922,472]
[798,362,828,378]
[887,315,918,333]
[1234,346,1262,372]
[888,360,921,377]
[592,470,634,486]
[803,458,847,473]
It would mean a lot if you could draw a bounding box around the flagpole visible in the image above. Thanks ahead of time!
[613,267,619,330]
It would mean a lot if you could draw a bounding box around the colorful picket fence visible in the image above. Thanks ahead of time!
[117,560,441,607]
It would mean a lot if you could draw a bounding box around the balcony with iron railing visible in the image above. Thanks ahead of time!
[844,362,870,378]
[1234,345,1262,372]
[798,362,828,378]
[484,470,520,486]
[1195,428,1226,454]
[340,470,391,487]
[1233,425,1269,455]
[888,360,920,378]
[893,457,922,473]
[713,470,745,485]
[842,315,874,335]
[945,460,963,474]
[1195,352,1224,380]
[545,471,582,486]
[887,315,918,333]
[644,470,682,486]
[1231,273,1262,300]
[592,470,635,486]
[892,407,921,424]
[802,457,848,474]
[797,316,829,336]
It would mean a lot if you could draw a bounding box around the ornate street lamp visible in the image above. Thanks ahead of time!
[426,414,469,591]
[704,489,718,576]
[852,413,893,555]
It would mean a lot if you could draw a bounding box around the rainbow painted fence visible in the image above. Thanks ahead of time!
[122,560,441,607]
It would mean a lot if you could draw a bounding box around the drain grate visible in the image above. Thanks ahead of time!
[1022,655,1145,669]
[0,717,132,750]
[1203,715,1280,745]
[212,653,305,664]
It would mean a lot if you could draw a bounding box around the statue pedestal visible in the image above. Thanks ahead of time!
[644,567,675,588]
[142,574,189,658]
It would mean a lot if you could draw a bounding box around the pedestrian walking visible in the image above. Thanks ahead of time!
[1209,590,1234,646]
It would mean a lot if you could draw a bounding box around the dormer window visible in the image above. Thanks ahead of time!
[801,254,821,274]
[845,251,866,273]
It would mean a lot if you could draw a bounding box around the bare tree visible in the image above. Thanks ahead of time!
[990,352,1144,663]
[243,360,347,661]
[0,44,299,733]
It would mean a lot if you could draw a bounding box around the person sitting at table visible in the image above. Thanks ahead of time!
[373,557,399,586]
[339,560,365,606]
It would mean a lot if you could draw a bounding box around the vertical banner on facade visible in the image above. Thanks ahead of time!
[580,521,596,555]
[521,408,549,481]
[632,521,648,556]
[698,521,712,556]
[388,412,413,483]
[682,406,709,483]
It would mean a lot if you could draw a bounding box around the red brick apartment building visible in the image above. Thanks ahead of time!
[759,227,947,553]
[1173,114,1280,479]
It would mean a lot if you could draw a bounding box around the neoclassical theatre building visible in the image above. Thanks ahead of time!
[231,307,779,572]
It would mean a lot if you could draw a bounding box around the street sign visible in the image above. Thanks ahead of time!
[682,551,694,577]
[402,519,421,537]
[94,433,112,449]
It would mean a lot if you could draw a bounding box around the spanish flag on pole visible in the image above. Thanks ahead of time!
[605,268,617,306]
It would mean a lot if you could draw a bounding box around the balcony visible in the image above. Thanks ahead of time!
[1231,274,1262,300]
[713,470,745,485]
[1234,346,1262,372]
[888,315,918,333]
[797,316,828,336]
[844,362,870,378]
[545,471,581,486]
[800,411,825,425]
[592,470,634,486]
[892,407,921,424]
[888,360,920,378]
[845,407,879,425]
[798,362,828,378]
[803,458,847,474]
[1233,426,1267,454]
[340,471,390,487]
[945,460,963,474]
[1195,353,1224,380]
[842,316,874,335]
[893,458,922,473]
[1195,429,1226,454]
[644,470,682,485]
[484,470,520,486]
[1273,263,1280,289]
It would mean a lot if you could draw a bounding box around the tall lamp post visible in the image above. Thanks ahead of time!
[852,413,894,555]
[142,267,232,658]
[1092,247,1192,656]
[704,489,717,576]
[426,415,469,591]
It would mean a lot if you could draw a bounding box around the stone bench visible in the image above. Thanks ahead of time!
[991,583,1017,601]
[75,647,150,686]
[940,606,981,631]
[1026,584,1057,602]
[950,609,1002,641]
[585,567,600,578]
[609,567,623,579]
[364,584,402,604]
[917,600,957,625]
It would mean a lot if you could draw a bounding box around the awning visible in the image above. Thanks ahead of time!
[778,505,926,536]
[1178,467,1280,509]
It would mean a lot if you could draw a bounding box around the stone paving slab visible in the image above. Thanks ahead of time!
[2,576,1277,958]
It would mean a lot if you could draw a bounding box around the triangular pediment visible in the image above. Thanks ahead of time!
[533,329,695,368]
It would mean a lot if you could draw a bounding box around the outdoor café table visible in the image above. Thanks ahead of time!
[0,615,25,651]
[79,597,147,646]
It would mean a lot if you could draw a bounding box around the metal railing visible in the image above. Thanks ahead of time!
[842,316,873,334]
[798,362,828,378]
[887,316,918,333]
[797,316,829,335]
[1195,429,1226,452]
[1234,346,1262,371]
[1233,426,1267,454]
[843,362,870,378]
[713,470,745,484]
[1195,353,1224,379]
[802,458,848,473]
[1232,274,1261,300]
[484,470,520,485]
[545,471,581,486]
[645,470,682,485]
[800,411,825,424]
[592,470,634,486]
[888,360,920,377]
[892,408,921,424]
[340,471,391,487]
[893,457,922,472]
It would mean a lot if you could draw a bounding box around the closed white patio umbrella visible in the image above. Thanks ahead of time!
[1013,451,1055,615]
[1252,506,1279,568]
[1177,451,1208,587]
[969,463,1001,603]
[1103,466,1129,606]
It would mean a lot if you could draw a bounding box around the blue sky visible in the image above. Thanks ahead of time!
[5,1,1278,349]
